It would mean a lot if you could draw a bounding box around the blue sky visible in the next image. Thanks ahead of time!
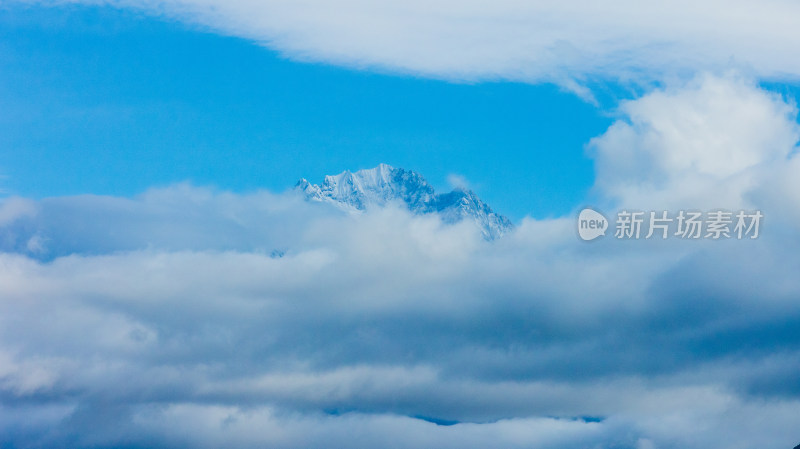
[3,2,800,449]
[0,3,632,220]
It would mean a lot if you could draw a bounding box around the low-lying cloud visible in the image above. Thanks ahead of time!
[1,74,800,447]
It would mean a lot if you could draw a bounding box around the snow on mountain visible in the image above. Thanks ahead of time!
[295,164,513,240]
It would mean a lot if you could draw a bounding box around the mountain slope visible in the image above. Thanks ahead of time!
[295,164,513,239]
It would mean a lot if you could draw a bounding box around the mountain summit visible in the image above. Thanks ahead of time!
[295,164,513,240]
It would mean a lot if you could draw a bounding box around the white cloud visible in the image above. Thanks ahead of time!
[589,73,800,210]
[446,173,470,190]
[27,0,800,87]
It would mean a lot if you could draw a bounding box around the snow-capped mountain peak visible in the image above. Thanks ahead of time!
[295,164,513,239]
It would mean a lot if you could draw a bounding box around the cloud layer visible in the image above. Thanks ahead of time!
[29,0,800,87]
[1,74,800,447]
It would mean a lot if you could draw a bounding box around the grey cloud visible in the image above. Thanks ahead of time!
[1,199,799,447]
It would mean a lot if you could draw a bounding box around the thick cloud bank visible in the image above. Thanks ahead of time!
[2,75,800,448]
[27,0,800,88]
